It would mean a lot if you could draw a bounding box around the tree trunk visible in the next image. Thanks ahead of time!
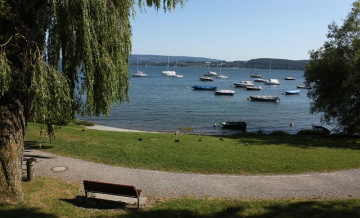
[0,97,26,203]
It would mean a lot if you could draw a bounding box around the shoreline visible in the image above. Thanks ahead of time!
[86,124,160,133]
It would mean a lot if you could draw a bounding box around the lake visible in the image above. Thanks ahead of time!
[85,65,325,135]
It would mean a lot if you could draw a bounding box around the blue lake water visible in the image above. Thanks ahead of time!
[85,65,326,135]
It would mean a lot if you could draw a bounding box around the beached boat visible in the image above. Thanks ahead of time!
[214,89,235,96]
[234,81,254,88]
[284,90,301,95]
[284,76,296,80]
[199,76,214,81]
[249,95,280,102]
[221,121,247,130]
[192,85,217,90]
[246,86,262,91]
[297,85,311,89]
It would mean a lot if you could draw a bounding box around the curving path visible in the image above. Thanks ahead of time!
[24,147,360,199]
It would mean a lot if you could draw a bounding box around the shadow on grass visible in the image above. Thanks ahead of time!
[0,206,56,218]
[60,196,140,211]
[25,141,53,150]
[217,134,360,150]
[126,200,359,218]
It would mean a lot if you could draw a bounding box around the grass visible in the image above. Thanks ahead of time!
[0,178,359,217]
[25,123,360,175]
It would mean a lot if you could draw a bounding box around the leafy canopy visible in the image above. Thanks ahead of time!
[0,0,185,133]
[304,0,360,134]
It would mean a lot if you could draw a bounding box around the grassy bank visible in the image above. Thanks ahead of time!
[25,123,360,174]
[0,178,359,217]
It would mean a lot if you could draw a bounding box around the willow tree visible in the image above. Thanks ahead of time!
[304,1,360,134]
[0,0,185,203]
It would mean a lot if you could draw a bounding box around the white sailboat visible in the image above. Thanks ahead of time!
[132,57,147,77]
[216,60,228,79]
[162,57,176,76]
[264,61,280,85]
[172,60,184,78]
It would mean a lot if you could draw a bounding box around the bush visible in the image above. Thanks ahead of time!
[72,119,95,126]
[268,130,289,136]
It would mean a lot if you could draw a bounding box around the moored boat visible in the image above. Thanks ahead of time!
[250,73,262,78]
[214,89,235,96]
[249,95,280,102]
[203,71,218,76]
[264,78,280,85]
[284,90,301,95]
[192,85,217,90]
[234,81,254,88]
[132,71,147,77]
[297,85,311,89]
[284,76,296,80]
[221,121,247,130]
[199,76,214,81]
[254,78,267,83]
[246,86,262,91]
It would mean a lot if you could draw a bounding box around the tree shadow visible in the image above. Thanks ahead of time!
[211,134,360,150]
[25,141,53,150]
[0,206,57,218]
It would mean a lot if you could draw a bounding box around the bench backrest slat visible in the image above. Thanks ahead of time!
[83,180,139,197]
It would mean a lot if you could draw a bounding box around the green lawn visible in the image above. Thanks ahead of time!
[0,178,359,217]
[25,123,360,174]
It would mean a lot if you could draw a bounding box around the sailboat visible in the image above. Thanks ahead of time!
[162,57,176,76]
[264,61,280,85]
[216,60,228,79]
[172,60,184,78]
[203,61,218,76]
[132,57,147,77]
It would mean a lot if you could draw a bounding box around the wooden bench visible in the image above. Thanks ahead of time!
[83,180,142,209]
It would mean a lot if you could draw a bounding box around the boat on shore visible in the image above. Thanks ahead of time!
[246,86,262,91]
[284,90,301,95]
[214,89,235,96]
[249,95,280,102]
[234,81,254,88]
[199,76,214,81]
[221,121,247,130]
[192,85,217,90]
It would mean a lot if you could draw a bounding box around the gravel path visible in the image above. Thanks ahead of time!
[24,147,360,200]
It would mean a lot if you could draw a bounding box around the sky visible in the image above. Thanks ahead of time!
[131,0,356,61]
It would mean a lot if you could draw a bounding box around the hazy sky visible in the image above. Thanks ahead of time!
[131,0,355,61]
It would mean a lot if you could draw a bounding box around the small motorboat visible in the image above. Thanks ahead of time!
[203,71,218,76]
[250,73,262,78]
[214,89,235,96]
[172,74,183,78]
[284,76,296,80]
[284,90,301,95]
[132,71,147,77]
[246,86,262,91]
[192,85,217,90]
[254,78,267,83]
[199,76,214,81]
[221,121,247,130]
[234,81,254,88]
[249,95,280,102]
[297,85,311,89]
[264,79,280,85]
[216,74,228,79]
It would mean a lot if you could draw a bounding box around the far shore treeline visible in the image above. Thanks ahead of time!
[130,54,309,71]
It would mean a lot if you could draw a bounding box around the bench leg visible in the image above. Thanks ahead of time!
[137,197,140,210]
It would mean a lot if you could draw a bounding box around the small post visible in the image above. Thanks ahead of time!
[26,158,36,181]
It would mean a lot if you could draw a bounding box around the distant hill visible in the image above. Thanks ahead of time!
[130,55,309,71]
[130,54,218,64]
